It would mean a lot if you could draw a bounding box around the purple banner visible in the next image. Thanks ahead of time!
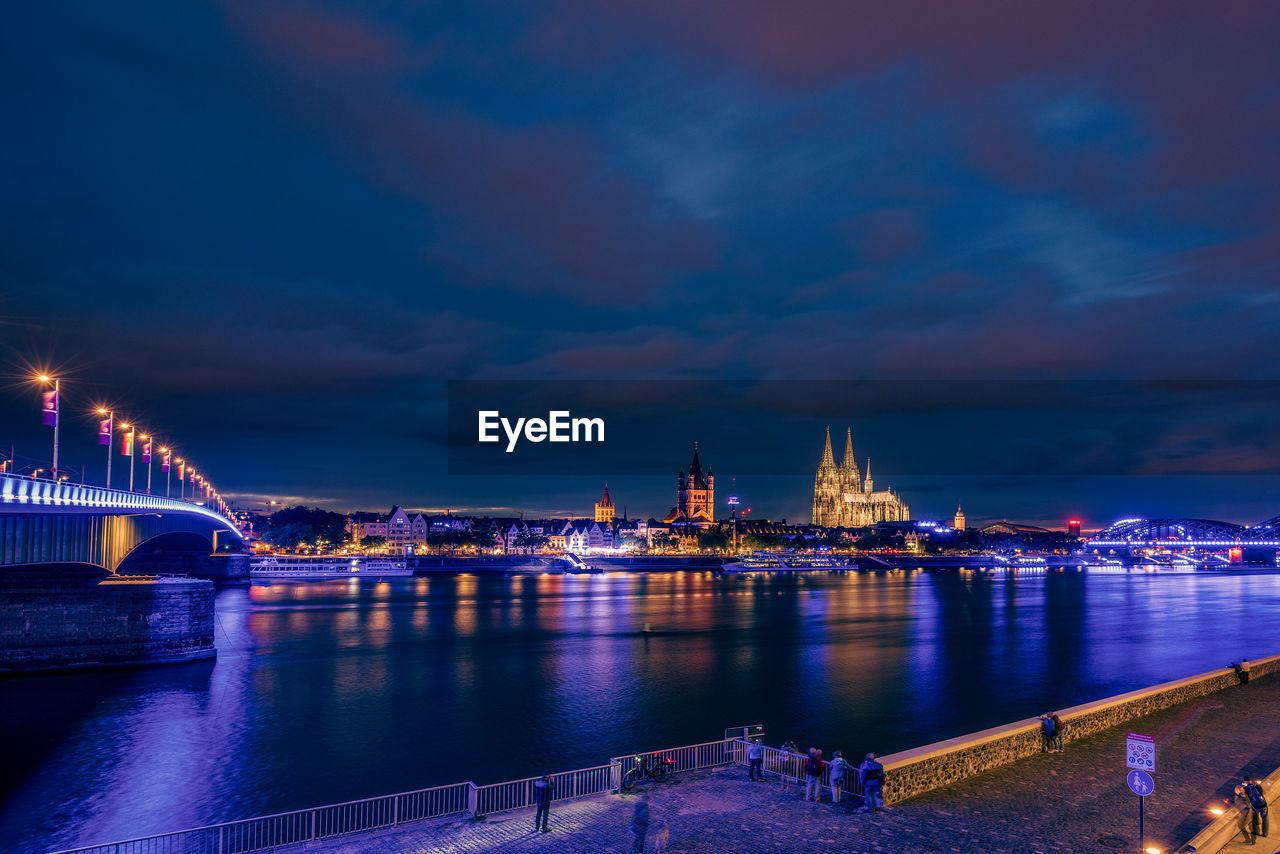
[41,388,57,426]
[98,417,112,446]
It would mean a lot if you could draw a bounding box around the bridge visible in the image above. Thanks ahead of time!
[0,472,244,575]
[1084,515,1280,550]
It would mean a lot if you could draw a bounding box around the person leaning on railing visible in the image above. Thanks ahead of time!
[858,753,884,813]
[828,751,853,803]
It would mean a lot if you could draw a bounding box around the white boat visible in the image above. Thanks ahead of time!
[250,555,412,579]
[559,552,601,574]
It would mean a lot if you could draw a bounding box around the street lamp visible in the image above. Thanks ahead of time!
[161,447,172,497]
[176,458,185,499]
[97,409,113,488]
[36,375,59,480]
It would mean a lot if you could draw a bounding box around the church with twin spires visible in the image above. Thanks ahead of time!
[812,427,910,527]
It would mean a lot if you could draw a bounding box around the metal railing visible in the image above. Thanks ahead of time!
[745,742,865,797]
[50,728,762,854]
[0,472,241,537]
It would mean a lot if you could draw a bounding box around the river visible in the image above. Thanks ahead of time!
[2,567,1278,852]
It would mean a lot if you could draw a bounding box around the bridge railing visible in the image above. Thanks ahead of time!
[49,728,762,854]
[0,473,240,536]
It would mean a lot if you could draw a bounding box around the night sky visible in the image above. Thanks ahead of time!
[2,3,1279,526]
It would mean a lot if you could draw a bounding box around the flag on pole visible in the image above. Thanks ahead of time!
[99,417,112,445]
[122,432,134,457]
[41,389,58,427]
[178,462,186,481]
[142,439,152,464]
[162,450,171,472]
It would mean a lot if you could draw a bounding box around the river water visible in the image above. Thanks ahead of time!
[2,567,1278,852]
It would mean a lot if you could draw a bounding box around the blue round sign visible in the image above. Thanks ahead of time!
[1127,769,1155,797]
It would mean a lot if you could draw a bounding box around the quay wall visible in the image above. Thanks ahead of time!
[0,573,216,673]
[881,653,1280,804]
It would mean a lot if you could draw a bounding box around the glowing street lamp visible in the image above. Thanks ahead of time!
[36,375,59,480]
[176,458,185,499]
[161,447,172,497]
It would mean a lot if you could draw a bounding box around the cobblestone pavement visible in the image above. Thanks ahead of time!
[316,673,1280,854]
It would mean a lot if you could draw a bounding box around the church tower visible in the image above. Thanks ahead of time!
[812,427,843,526]
[594,484,615,523]
[670,445,714,522]
[953,505,966,530]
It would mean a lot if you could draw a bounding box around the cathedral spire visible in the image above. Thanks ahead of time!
[839,427,861,489]
[864,458,873,493]
[820,426,836,468]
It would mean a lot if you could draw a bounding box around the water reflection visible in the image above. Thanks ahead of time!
[1,568,1279,853]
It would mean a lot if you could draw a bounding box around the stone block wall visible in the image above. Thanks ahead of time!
[0,574,216,672]
[882,654,1280,804]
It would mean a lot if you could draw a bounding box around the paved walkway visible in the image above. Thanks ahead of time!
[315,673,1280,854]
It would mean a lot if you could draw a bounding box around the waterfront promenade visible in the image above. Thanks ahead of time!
[310,671,1280,854]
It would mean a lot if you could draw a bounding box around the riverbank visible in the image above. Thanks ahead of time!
[179,666,1280,854]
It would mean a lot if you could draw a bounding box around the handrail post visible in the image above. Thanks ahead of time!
[310,808,317,841]
[467,782,478,818]
[393,794,399,827]
[218,826,224,854]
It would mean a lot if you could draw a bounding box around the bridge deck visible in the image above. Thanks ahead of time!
[304,672,1280,854]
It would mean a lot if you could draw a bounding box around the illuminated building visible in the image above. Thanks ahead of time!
[811,427,909,527]
[664,445,714,524]
[594,484,615,523]
[954,505,966,531]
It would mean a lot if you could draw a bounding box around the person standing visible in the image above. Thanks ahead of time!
[533,772,553,833]
[1049,713,1064,753]
[828,750,852,803]
[804,747,824,802]
[747,738,764,782]
[1039,714,1056,752]
[1233,785,1256,845]
[859,753,884,813]
[1243,778,1270,839]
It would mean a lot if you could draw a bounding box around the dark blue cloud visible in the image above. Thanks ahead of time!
[2,2,1278,522]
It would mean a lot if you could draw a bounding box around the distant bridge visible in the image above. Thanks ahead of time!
[1084,516,1280,549]
[0,473,243,574]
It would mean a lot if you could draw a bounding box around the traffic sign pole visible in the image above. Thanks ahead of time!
[1139,792,1144,852]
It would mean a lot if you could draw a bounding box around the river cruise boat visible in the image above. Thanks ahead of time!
[250,555,412,579]
[722,552,856,572]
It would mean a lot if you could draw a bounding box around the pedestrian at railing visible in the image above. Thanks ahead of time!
[858,753,884,813]
[803,747,825,802]
[746,738,763,781]
[533,772,553,833]
[828,751,852,804]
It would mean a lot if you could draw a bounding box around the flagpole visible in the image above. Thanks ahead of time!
[50,376,58,478]
[143,436,152,494]
[98,409,113,489]
[126,425,136,492]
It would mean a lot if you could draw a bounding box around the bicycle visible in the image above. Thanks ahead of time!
[621,752,675,790]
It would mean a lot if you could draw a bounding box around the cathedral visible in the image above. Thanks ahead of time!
[811,427,910,527]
